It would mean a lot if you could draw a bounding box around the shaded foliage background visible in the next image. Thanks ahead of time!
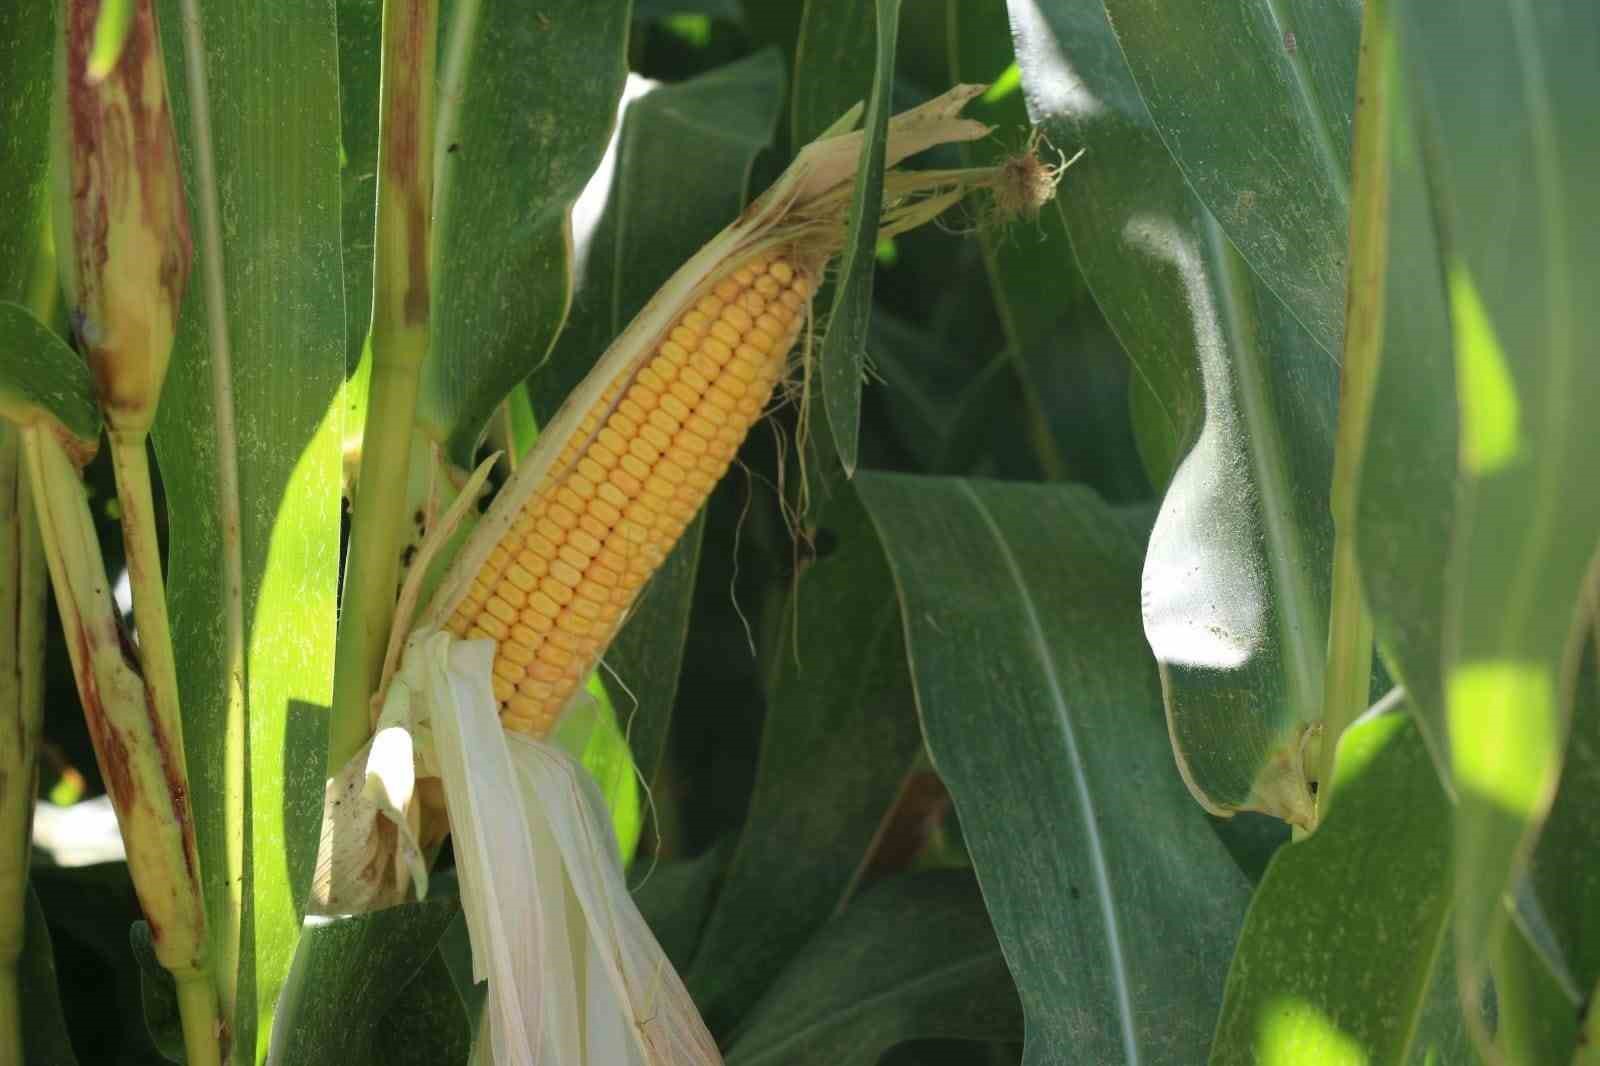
[8,1,1599,1064]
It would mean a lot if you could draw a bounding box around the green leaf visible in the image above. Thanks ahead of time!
[548,681,643,863]
[948,0,1082,358]
[1529,639,1600,1002]
[269,898,463,1066]
[1210,701,1468,1065]
[950,0,1149,493]
[1097,0,1359,356]
[790,0,875,148]
[334,0,382,449]
[129,921,183,1063]
[1352,42,1458,777]
[31,863,163,1063]
[686,484,924,1034]
[634,0,742,21]
[535,48,784,794]
[726,872,1022,1066]
[812,0,899,478]
[0,0,56,311]
[1396,0,1600,1016]
[633,841,730,973]
[433,908,484,1048]
[154,4,345,1059]
[856,474,1251,1064]
[423,0,630,465]
[1493,909,1581,1066]
[18,888,80,1066]
[1008,0,1336,825]
[370,950,472,1066]
[0,302,100,449]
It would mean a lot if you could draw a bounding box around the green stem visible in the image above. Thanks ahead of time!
[0,426,37,1066]
[174,970,223,1066]
[329,0,438,772]
[1316,0,1391,809]
[0,964,18,1066]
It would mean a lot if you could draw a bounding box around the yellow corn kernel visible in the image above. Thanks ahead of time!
[443,249,814,737]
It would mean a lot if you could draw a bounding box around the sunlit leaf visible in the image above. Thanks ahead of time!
[1008,0,1335,825]
[156,4,345,1058]
[1395,0,1600,1029]
[1097,0,1359,356]
[1210,701,1474,1065]
[423,0,630,464]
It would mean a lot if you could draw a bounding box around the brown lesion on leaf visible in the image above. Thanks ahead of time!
[143,672,200,887]
[63,0,192,422]
[74,623,139,818]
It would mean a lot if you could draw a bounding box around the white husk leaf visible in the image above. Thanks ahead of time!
[413,629,722,1065]
[310,655,434,914]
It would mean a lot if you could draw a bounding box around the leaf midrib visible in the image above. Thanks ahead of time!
[958,479,1140,1065]
[1211,220,1326,731]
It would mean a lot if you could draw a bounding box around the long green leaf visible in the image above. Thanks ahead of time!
[687,484,923,1034]
[1495,910,1582,1065]
[1210,700,1469,1065]
[1007,0,1336,825]
[1396,0,1600,1023]
[1097,0,1359,356]
[18,889,78,1066]
[948,0,1081,358]
[0,303,99,449]
[268,899,463,1066]
[534,48,784,794]
[633,842,729,973]
[726,872,1022,1066]
[949,0,1124,490]
[33,863,167,1063]
[1352,31,1458,778]
[333,0,381,457]
[370,951,472,1066]
[790,0,874,148]
[423,0,630,465]
[155,3,344,1059]
[811,0,898,478]
[1529,639,1600,1006]
[0,4,55,316]
[857,473,1250,1065]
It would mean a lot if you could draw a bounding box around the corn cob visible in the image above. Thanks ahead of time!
[445,248,817,736]
[414,85,1059,742]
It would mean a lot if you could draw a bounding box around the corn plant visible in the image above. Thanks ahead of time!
[1,1,1596,1065]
